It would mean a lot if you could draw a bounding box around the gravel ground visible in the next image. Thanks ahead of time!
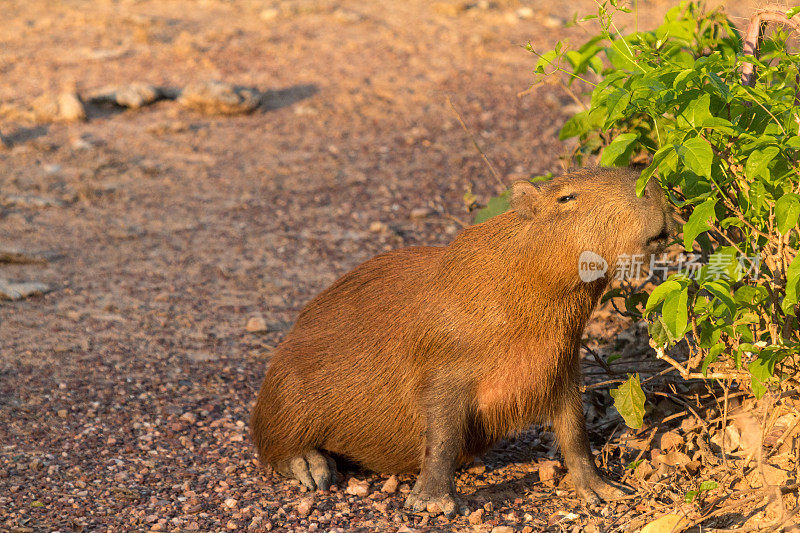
[0,1,777,532]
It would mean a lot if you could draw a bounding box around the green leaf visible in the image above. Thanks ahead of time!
[683,93,712,128]
[560,110,590,140]
[685,490,698,503]
[702,280,735,316]
[610,374,646,429]
[605,88,631,124]
[775,193,800,235]
[782,253,800,314]
[474,191,510,224]
[677,137,713,178]
[702,344,725,375]
[748,349,785,399]
[699,481,719,492]
[787,6,800,19]
[745,146,779,180]
[662,286,689,339]
[707,72,730,101]
[683,198,718,250]
[645,279,681,313]
[600,133,638,166]
[636,145,675,197]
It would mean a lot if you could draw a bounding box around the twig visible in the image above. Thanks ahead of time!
[582,343,619,375]
[446,96,506,191]
[722,381,731,469]
[651,391,708,433]
[621,427,658,483]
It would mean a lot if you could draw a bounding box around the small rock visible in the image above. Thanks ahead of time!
[542,15,563,28]
[246,316,269,333]
[537,460,563,487]
[0,279,51,301]
[467,457,486,474]
[296,497,313,517]
[369,221,388,233]
[410,207,434,219]
[89,83,164,109]
[179,412,197,424]
[57,409,68,418]
[2,194,64,208]
[179,81,260,115]
[57,91,87,121]
[0,248,49,265]
[260,8,279,21]
[381,475,398,493]
[187,351,217,362]
[516,7,534,19]
[491,527,514,533]
[333,8,362,22]
[223,497,238,509]
[345,478,370,497]
[468,508,484,525]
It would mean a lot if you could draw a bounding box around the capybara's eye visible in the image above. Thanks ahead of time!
[558,194,577,203]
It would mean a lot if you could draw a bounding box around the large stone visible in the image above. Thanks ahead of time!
[178,81,260,115]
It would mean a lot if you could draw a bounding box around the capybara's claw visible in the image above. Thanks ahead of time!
[405,491,459,518]
[575,475,632,505]
[275,450,336,491]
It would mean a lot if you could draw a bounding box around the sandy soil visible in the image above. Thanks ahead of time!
[0,1,769,532]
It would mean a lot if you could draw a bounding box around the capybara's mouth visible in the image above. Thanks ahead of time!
[646,227,671,248]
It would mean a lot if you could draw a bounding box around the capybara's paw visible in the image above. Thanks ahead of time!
[405,482,468,518]
[575,475,632,506]
[275,449,337,491]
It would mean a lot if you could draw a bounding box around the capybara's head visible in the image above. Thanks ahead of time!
[510,167,673,283]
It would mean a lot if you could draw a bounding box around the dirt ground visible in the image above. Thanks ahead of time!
[0,1,774,532]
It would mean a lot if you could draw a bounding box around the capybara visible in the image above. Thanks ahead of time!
[252,167,672,516]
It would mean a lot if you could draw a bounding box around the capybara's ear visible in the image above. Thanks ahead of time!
[510,181,539,218]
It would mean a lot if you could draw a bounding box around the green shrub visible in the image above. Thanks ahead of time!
[478,1,800,415]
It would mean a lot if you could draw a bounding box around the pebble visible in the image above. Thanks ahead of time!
[297,497,313,517]
[260,8,279,21]
[380,475,398,493]
[0,279,51,301]
[491,527,514,533]
[369,221,388,233]
[57,91,87,121]
[178,81,260,115]
[468,508,484,524]
[410,207,434,219]
[180,412,197,424]
[246,316,269,333]
[542,15,563,28]
[2,194,65,208]
[345,478,370,497]
[88,83,164,109]
[516,7,534,19]
[223,498,238,509]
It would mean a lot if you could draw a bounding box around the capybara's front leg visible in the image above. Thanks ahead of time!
[553,385,631,505]
[405,393,467,518]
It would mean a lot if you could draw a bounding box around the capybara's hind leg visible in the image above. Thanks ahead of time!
[275,449,337,491]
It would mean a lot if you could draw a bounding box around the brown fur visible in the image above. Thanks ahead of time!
[252,167,671,478]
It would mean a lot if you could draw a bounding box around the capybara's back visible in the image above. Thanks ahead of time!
[252,167,672,514]
[252,246,440,473]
